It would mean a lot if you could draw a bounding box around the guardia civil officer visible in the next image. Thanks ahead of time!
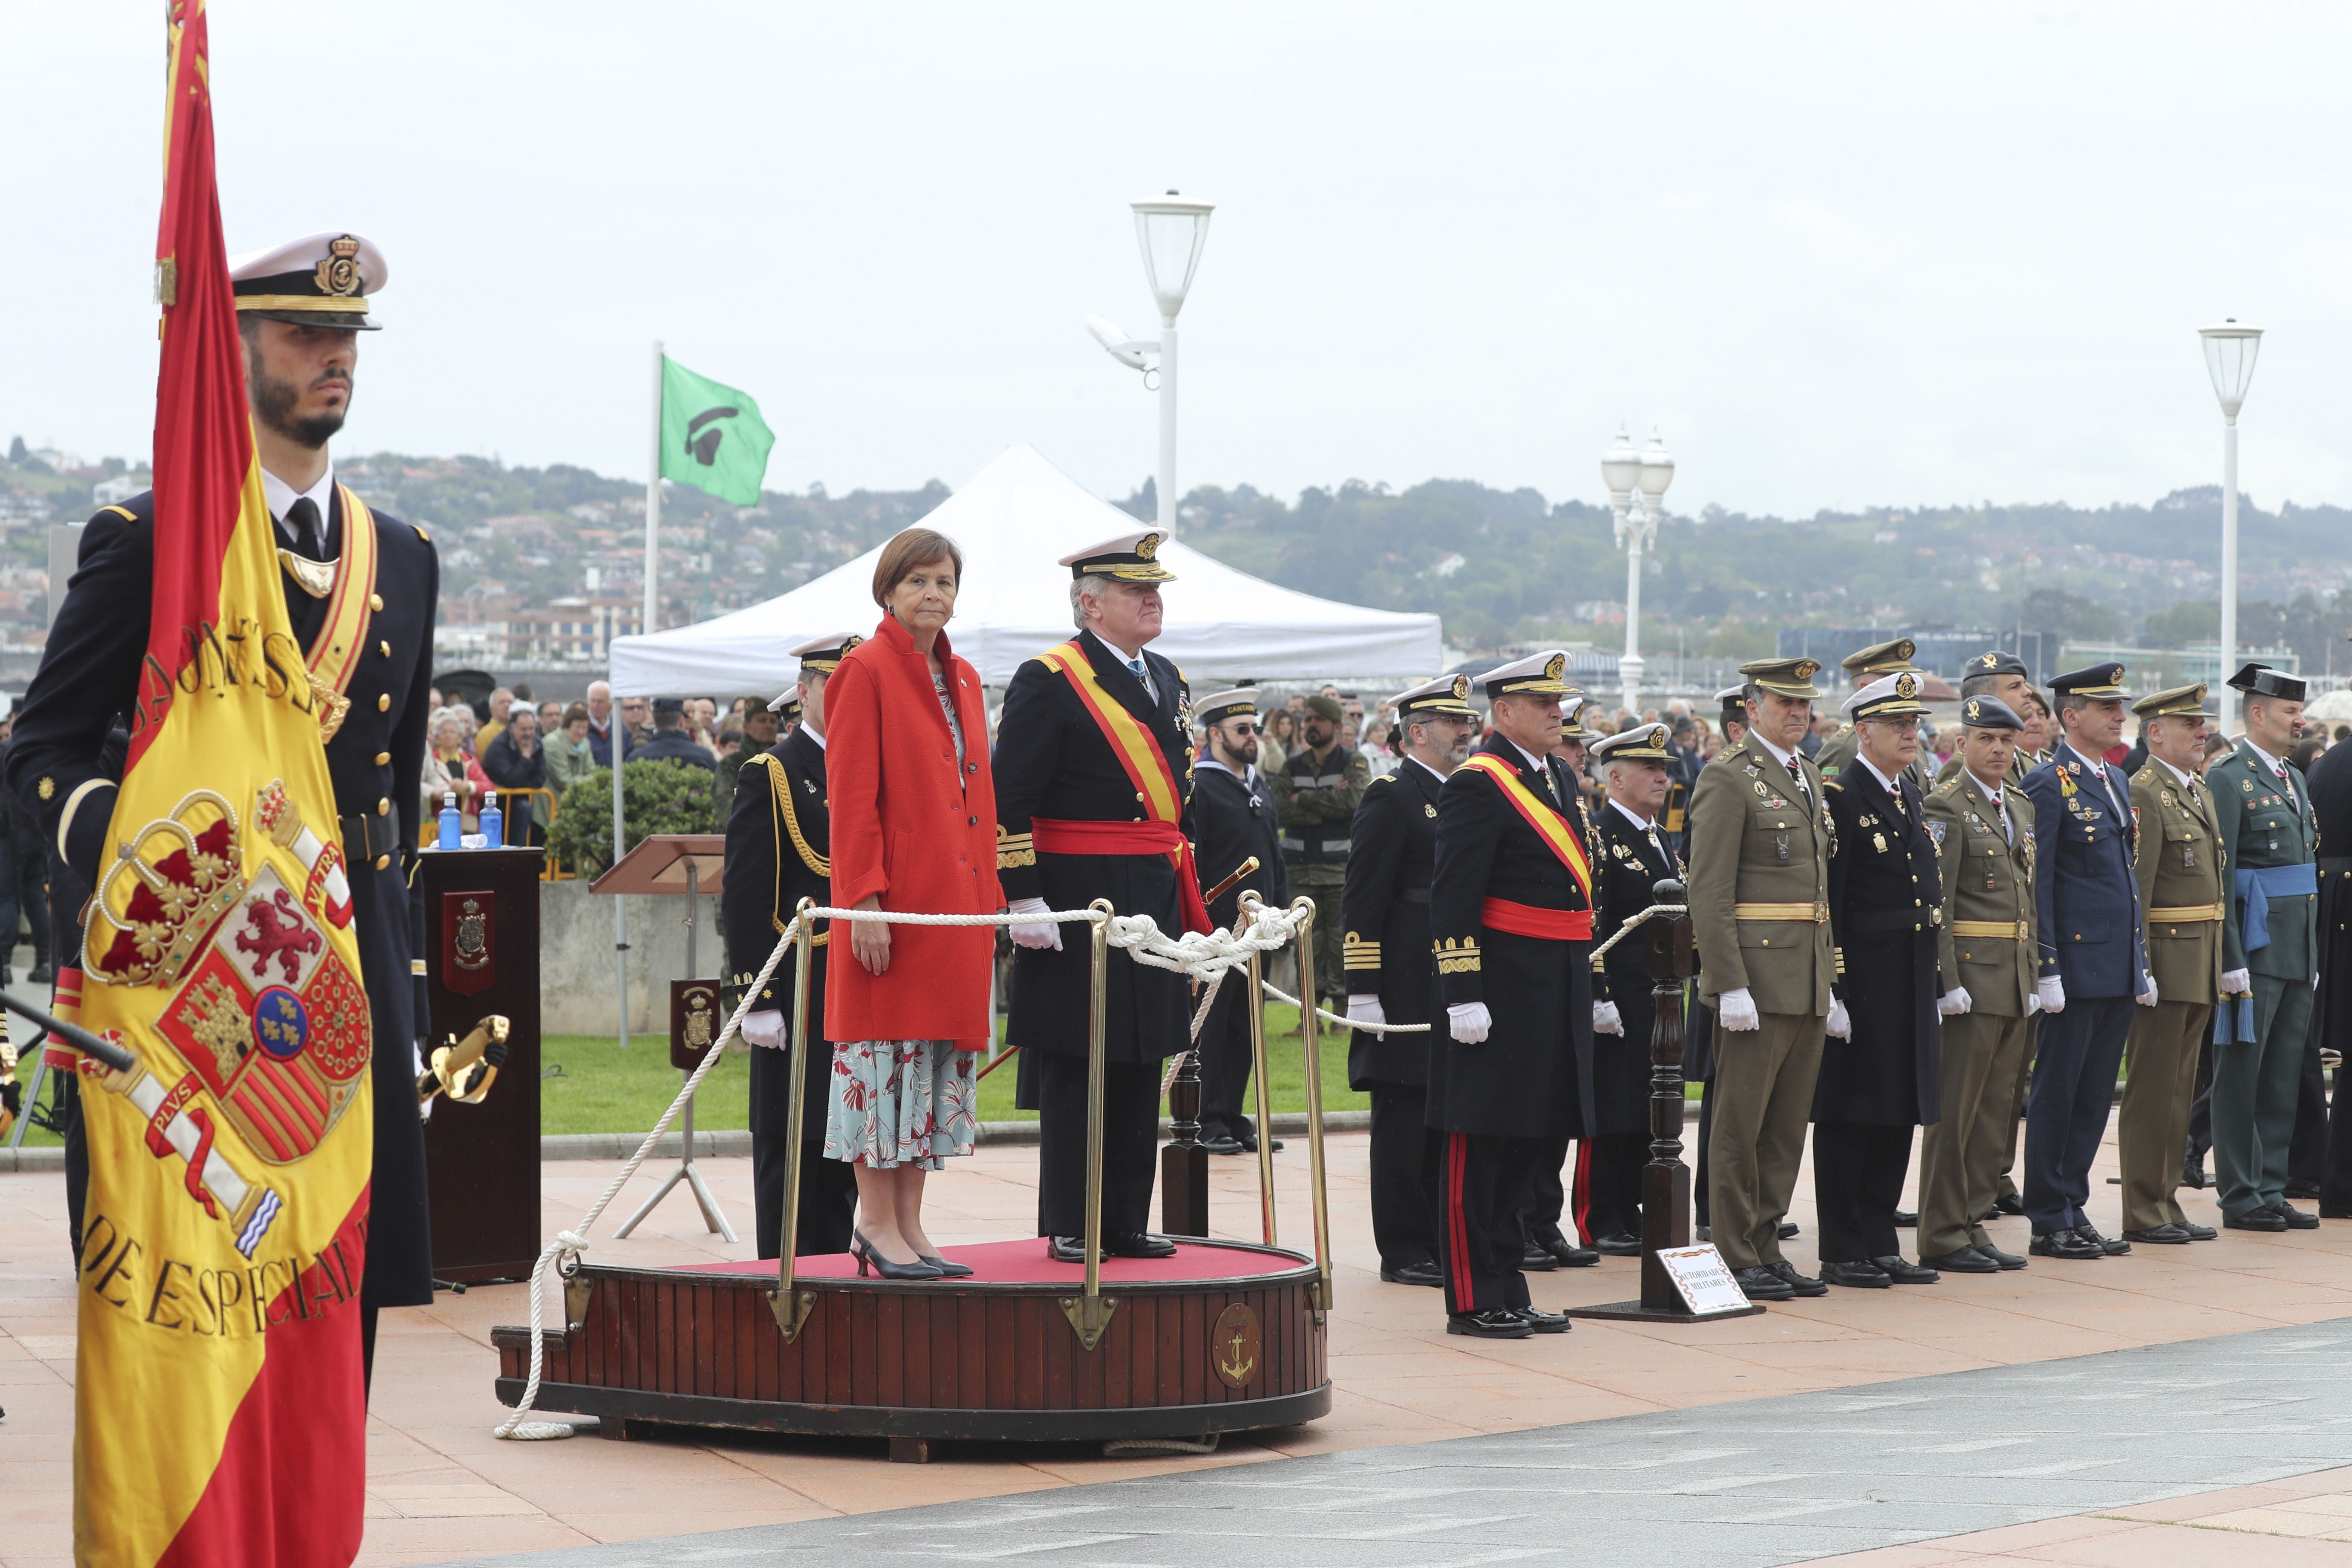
[1426,652,1594,1338]
[2113,684,2224,1246]
[2019,663,2153,1260]
[1814,673,1945,1288]
[1579,723,1685,1254]
[1812,638,1921,782]
[1915,695,2035,1273]
[2208,663,2320,1232]
[1342,674,1479,1287]
[720,634,865,1259]
[995,530,1204,1261]
[1189,689,1288,1155]
[5,234,435,1388]
[1685,658,1838,1301]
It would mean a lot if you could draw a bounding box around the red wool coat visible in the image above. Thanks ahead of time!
[821,615,1004,1047]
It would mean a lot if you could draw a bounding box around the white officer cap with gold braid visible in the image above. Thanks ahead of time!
[1844,670,1929,720]
[1390,673,1477,718]
[1480,649,1573,699]
[1591,722,1672,763]
[1060,528,1178,584]
[229,231,387,330]
[771,632,862,710]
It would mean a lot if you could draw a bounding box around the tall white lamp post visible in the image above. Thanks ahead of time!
[2199,319,2262,731]
[1087,191,1214,534]
[1601,426,1675,714]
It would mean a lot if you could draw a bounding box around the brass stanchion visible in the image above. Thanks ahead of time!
[1240,891,1280,1247]
[1292,897,1334,1314]
[767,900,818,1341]
[1060,900,1119,1350]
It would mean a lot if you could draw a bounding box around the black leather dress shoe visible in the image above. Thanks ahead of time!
[2177,1221,2216,1241]
[1991,1193,2027,1216]
[1448,1308,1534,1338]
[1975,1242,2028,1270]
[1732,1265,1794,1301]
[2284,1176,2322,1201]
[1777,1220,1800,1240]
[1107,1231,1178,1258]
[1771,1260,1828,1297]
[2030,1228,2104,1259]
[2225,1208,2288,1232]
[1237,1136,1286,1154]
[1819,1259,1890,1289]
[1920,1247,1998,1274]
[1872,1255,1941,1284]
[2072,1224,2130,1256]
[2181,1161,2208,1190]
[1201,1136,1245,1155]
[1537,1234,1600,1268]
[2122,1224,2191,1245]
[1517,1305,1571,1334]
[2270,1201,2321,1230]
[1520,1244,1561,1271]
[1047,1235,1088,1262]
[1592,1231,1644,1257]
[1892,1210,1918,1228]
[1380,1259,1443,1287]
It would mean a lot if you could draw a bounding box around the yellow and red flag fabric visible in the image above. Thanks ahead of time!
[70,4,371,1562]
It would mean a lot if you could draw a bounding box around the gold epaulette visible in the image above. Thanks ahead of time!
[996,825,1035,870]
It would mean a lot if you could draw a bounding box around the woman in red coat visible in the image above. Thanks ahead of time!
[822,527,1004,1277]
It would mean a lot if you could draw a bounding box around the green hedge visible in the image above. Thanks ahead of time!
[546,759,722,878]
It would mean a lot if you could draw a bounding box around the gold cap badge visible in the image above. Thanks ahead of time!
[314,234,364,298]
[1136,533,1160,560]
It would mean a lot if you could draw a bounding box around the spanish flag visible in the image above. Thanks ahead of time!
[70,4,371,1562]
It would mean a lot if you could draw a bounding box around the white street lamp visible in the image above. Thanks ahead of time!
[2199,318,2263,730]
[1601,426,1675,714]
[1088,192,1213,536]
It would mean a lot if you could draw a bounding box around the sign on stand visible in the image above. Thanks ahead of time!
[1654,1244,1755,1316]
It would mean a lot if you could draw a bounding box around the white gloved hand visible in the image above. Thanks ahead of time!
[2220,968,2251,995]
[1937,986,1972,1017]
[1345,994,1387,1029]
[1826,999,1852,1040]
[1716,987,1761,1032]
[2027,987,2043,1015]
[741,1009,787,1050]
[1593,1001,1623,1036]
[2136,972,2160,1007]
[1008,896,1063,951]
[1447,1001,1492,1043]
[2037,976,2067,1014]
[414,1041,433,1122]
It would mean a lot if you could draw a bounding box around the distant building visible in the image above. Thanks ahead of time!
[93,475,145,506]
[2058,642,2298,694]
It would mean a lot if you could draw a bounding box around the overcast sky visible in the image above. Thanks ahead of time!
[7,3,2348,518]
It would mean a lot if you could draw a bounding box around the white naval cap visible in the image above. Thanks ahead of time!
[229,231,388,329]
[1842,670,1930,720]
[1591,722,1673,763]
[1059,528,1177,583]
[1195,689,1259,726]
[1390,673,1477,717]
[1479,649,1574,700]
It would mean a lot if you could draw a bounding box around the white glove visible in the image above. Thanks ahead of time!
[1345,994,1387,1029]
[2220,968,2251,996]
[414,1041,433,1122]
[2136,972,2160,1008]
[2037,976,2066,1014]
[1593,1001,1623,1035]
[1937,986,1972,1017]
[1716,987,1761,1032]
[741,1009,787,1050]
[1008,896,1063,951]
[1826,999,1852,1040]
[2027,987,2043,1015]
[1447,1001,1491,1043]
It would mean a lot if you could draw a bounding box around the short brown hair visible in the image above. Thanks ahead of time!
[872,527,964,607]
[561,702,591,728]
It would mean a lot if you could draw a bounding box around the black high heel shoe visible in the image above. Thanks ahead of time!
[852,1230,943,1280]
[919,1253,975,1278]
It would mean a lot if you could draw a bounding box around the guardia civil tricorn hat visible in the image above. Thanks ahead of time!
[2226,662,2306,703]
[228,232,386,330]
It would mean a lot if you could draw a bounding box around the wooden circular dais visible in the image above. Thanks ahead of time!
[1212,1302,1260,1389]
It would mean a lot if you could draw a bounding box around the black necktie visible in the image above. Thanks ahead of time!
[285,496,326,561]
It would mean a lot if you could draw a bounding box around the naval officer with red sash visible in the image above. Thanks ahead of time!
[1426,650,1596,1338]
[996,528,1210,1262]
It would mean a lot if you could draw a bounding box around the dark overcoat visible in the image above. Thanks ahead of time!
[1341,759,1441,1089]
[1188,760,1286,930]
[1590,801,1683,1138]
[1816,762,1943,1127]
[720,724,836,1142]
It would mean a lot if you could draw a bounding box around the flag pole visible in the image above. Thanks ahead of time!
[615,340,664,1050]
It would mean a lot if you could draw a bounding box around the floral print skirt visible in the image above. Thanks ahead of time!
[823,1038,978,1171]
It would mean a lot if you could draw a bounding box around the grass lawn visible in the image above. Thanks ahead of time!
[538,1003,1372,1137]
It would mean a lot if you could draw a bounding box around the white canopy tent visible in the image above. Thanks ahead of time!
[606,442,1443,696]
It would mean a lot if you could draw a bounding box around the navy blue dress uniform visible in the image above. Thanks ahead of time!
[719,636,864,1260]
[995,531,1198,1251]
[4,233,438,1352]
[2306,735,2352,1217]
[2018,663,2150,1257]
[1579,723,1685,1253]
[1518,697,1607,1268]
[1186,689,1288,1152]
[1425,652,1595,1334]
[1341,675,1473,1284]
[1814,674,1945,1284]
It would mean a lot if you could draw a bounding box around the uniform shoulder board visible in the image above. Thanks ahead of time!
[413,524,432,542]
[97,504,137,524]
[1367,773,1393,787]
[1823,778,1844,793]
[1932,776,1961,796]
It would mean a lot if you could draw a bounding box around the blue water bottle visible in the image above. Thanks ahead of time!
[437,791,462,850]
[479,794,503,848]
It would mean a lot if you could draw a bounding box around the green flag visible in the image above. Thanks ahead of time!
[658,356,775,505]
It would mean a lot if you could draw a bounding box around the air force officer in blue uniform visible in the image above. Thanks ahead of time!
[2019,663,2156,1260]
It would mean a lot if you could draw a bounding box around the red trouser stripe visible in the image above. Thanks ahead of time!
[1571,1139,1594,1247]
[1446,1132,1473,1314]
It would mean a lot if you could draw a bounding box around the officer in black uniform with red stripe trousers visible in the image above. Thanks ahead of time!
[1425,650,1598,1339]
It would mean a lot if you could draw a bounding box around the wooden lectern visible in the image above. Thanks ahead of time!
[590,834,735,1243]
[420,845,546,1283]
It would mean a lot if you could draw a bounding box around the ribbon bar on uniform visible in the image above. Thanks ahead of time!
[1480,897,1592,942]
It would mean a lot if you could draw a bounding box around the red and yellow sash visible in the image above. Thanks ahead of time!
[1458,752,1595,904]
[287,484,380,743]
[1035,640,1210,933]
